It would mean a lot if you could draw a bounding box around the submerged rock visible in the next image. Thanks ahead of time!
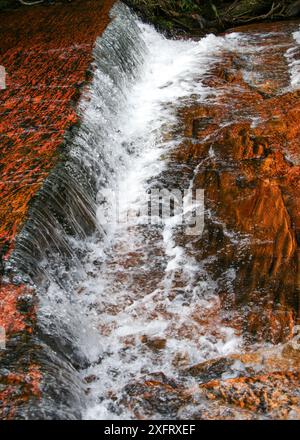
[200,372,300,418]
[140,335,167,351]
[119,335,300,419]
[0,0,113,263]
[172,19,300,343]
[120,375,193,419]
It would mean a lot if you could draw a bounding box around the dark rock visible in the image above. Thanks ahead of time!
[140,335,167,351]
[183,357,236,383]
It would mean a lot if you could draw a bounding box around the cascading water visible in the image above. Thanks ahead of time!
[286,29,300,91]
[45,2,243,419]
[5,2,300,420]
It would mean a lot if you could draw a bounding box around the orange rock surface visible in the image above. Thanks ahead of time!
[119,336,300,419]
[0,0,114,261]
[0,284,35,335]
[0,364,41,419]
[201,371,300,418]
[173,20,300,343]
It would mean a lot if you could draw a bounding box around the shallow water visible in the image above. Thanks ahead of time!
[8,3,300,420]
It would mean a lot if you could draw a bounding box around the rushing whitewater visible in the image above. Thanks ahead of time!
[286,28,300,89]
[78,14,300,420]
[17,2,243,419]
[68,3,244,419]
[7,3,300,420]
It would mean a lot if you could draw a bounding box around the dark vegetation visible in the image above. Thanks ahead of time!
[1,1,299,35]
[123,1,300,35]
[0,0,14,8]
[0,0,71,11]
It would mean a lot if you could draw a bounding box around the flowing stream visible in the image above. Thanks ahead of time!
[7,2,300,420]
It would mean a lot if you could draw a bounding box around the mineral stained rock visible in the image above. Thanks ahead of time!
[172,20,300,343]
[0,0,114,263]
[120,335,300,419]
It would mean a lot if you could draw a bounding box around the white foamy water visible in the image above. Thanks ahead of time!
[286,29,300,89]
[51,5,244,420]
[32,3,299,420]
[3,1,298,421]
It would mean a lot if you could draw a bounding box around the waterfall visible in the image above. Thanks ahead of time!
[286,29,300,90]
[4,2,248,419]
[4,3,244,419]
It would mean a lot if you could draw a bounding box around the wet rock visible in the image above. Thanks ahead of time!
[174,20,300,343]
[200,372,300,417]
[0,0,114,263]
[84,375,98,384]
[245,307,295,344]
[282,330,300,361]
[182,357,237,383]
[178,400,260,420]
[0,336,86,419]
[192,117,213,138]
[118,337,300,419]
[183,333,300,375]
[172,352,191,370]
[140,335,167,351]
[178,338,300,419]
[0,284,35,336]
[121,376,193,419]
